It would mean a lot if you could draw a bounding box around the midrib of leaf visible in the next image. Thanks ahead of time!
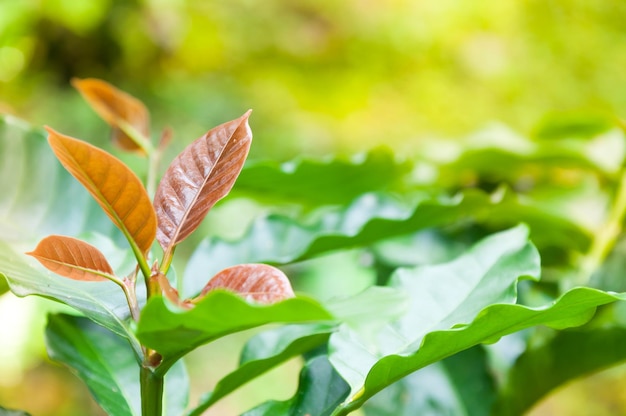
[54,317,138,416]
[167,133,231,249]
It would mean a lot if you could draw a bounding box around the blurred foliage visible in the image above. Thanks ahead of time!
[2,0,626,159]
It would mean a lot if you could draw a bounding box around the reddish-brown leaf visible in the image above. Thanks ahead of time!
[46,127,157,255]
[199,264,295,303]
[72,78,150,152]
[153,111,252,251]
[26,235,114,281]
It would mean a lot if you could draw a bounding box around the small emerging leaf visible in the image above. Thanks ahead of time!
[46,127,157,255]
[153,111,252,251]
[72,78,150,152]
[199,264,295,304]
[26,235,113,281]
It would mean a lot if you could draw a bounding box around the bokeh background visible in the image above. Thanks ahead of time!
[2,0,626,415]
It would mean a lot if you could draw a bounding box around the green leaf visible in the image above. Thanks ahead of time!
[242,355,350,416]
[0,406,31,416]
[185,189,589,297]
[332,287,626,415]
[0,115,116,245]
[46,313,189,416]
[187,322,336,415]
[135,291,333,373]
[329,225,539,397]
[234,147,412,206]
[532,111,615,141]
[492,326,626,416]
[0,237,140,354]
[364,346,496,416]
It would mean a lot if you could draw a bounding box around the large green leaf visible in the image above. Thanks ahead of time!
[46,313,189,416]
[331,287,626,415]
[187,322,336,415]
[492,326,626,416]
[329,225,539,398]
[242,355,350,416]
[135,291,333,373]
[364,346,496,416]
[233,147,412,206]
[0,236,140,354]
[185,190,588,297]
[0,115,116,245]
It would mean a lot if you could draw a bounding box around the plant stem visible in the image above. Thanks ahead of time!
[140,365,164,416]
[577,169,626,285]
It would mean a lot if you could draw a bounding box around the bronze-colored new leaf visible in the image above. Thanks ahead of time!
[72,78,150,152]
[199,264,295,303]
[27,235,114,281]
[153,111,252,251]
[46,127,157,255]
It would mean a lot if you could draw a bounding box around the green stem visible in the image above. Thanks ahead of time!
[577,169,626,286]
[140,365,164,416]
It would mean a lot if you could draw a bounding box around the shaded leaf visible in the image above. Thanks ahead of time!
[185,189,586,297]
[233,147,412,206]
[199,264,294,303]
[72,78,150,152]
[0,115,117,244]
[0,406,31,416]
[242,355,349,416]
[188,323,336,415]
[46,127,156,255]
[364,346,496,416]
[26,235,114,282]
[153,111,252,251]
[492,326,626,416]
[135,290,332,372]
[46,313,188,416]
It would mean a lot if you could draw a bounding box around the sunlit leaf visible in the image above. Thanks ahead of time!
[46,127,156,255]
[0,115,117,244]
[135,290,332,373]
[72,78,150,152]
[188,323,336,415]
[46,313,189,416]
[198,264,294,303]
[153,111,252,251]
[184,189,589,297]
[242,355,349,416]
[26,235,114,282]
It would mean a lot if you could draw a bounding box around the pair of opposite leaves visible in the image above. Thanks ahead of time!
[27,79,294,306]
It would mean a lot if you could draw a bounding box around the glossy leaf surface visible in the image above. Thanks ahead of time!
[188,323,336,415]
[153,111,252,251]
[332,287,626,414]
[135,290,332,372]
[46,313,188,416]
[72,78,150,152]
[46,127,156,254]
[242,355,349,416]
[200,264,294,303]
[26,235,113,281]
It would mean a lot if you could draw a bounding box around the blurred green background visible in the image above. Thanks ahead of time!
[2,0,626,415]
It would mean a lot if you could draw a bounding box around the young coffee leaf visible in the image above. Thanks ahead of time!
[153,111,252,251]
[71,78,150,152]
[26,235,114,282]
[46,127,157,255]
[199,264,294,304]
